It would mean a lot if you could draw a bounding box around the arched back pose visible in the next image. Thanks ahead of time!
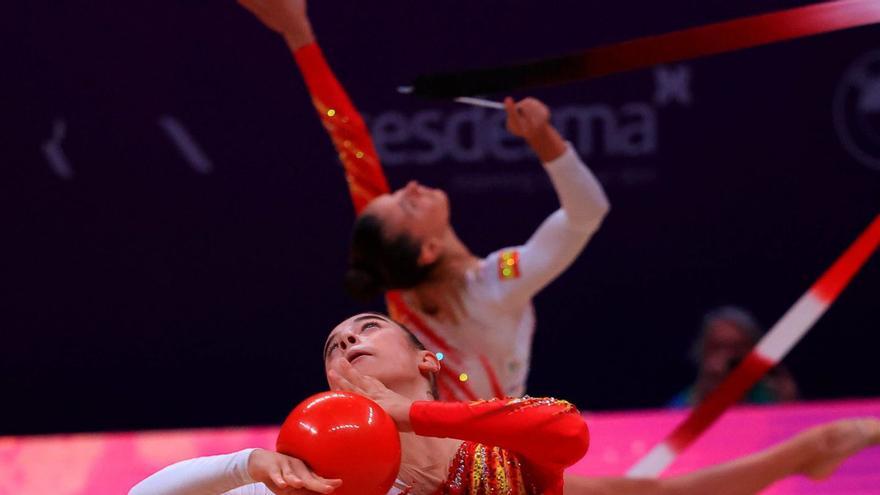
[241,0,610,403]
[128,312,880,495]
[130,312,590,495]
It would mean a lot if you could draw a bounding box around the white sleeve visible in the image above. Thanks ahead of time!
[128,448,272,495]
[490,144,609,304]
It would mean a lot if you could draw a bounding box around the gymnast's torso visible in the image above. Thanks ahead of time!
[388,145,610,402]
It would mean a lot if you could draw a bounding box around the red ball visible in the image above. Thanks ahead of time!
[276,391,401,495]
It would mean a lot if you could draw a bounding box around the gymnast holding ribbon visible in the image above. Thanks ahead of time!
[243,0,610,406]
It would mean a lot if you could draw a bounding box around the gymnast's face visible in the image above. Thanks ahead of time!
[365,181,450,244]
[323,313,437,392]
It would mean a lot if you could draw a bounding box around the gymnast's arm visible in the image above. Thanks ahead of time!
[329,356,588,471]
[490,98,610,305]
[128,448,340,495]
[238,0,390,214]
[128,449,266,495]
[409,397,590,470]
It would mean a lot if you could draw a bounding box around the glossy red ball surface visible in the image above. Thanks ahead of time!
[276,391,401,495]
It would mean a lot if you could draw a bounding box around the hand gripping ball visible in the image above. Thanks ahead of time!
[276,391,402,495]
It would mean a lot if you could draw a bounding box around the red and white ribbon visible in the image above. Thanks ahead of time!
[627,213,880,478]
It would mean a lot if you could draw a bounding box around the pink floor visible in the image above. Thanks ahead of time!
[1,399,877,495]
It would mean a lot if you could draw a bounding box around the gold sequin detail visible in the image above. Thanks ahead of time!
[498,250,520,280]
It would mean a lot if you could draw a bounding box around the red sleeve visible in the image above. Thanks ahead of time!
[409,397,589,470]
[292,42,391,214]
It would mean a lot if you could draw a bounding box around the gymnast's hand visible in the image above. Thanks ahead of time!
[328,357,415,432]
[505,97,567,162]
[504,97,551,139]
[238,0,314,48]
[247,448,342,495]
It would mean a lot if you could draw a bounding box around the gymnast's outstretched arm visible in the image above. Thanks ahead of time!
[563,417,880,495]
[129,447,341,495]
[238,0,390,214]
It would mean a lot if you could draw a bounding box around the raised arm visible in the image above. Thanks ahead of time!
[239,0,390,214]
[129,448,340,495]
[490,98,610,304]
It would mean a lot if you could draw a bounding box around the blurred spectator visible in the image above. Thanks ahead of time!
[669,306,799,408]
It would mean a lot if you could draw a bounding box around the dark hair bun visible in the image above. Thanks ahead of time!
[345,212,437,302]
[343,267,383,302]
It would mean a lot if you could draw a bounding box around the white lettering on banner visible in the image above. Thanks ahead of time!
[157,116,214,175]
[42,119,74,180]
[370,102,659,166]
[654,65,693,107]
[34,65,690,184]
[40,116,214,180]
[367,65,693,168]
[555,103,657,158]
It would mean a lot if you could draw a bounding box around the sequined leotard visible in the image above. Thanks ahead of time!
[408,397,589,495]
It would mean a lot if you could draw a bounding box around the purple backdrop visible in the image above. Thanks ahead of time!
[3,0,879,434]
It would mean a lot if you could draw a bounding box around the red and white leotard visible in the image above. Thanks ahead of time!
[294,43,610,401]
[128,396,589,495]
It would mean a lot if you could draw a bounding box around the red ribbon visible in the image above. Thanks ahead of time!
[410,0,880,97]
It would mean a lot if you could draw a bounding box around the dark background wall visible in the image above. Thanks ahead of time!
[3,0,879,435]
